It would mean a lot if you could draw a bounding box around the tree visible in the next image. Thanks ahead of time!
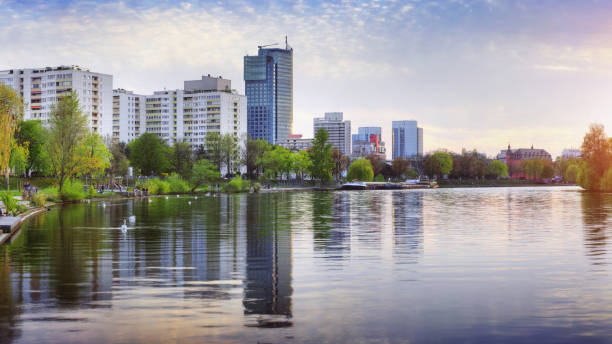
[565,163,579,183]
[170,141,193,178]
[259,146,292,180]
[0,84,24,189]
[347,158,374,182]
[190,159,220,192]
[309,128,334,184]
[541,163,554,179]
[10,144,29,177]
[46,92,89,191]
[127,132,170,176]
[77,133,112,178]
[391,158,411,179]
[487,160,508,179]
[366,153,385,177]
[577,124,612,190]
[205,133,224,173]
[244,137,271,179]
[424,152,453,178]
[14,120,50,176]
[331,148,349,181]
[108,142,130,177]
[292,150,312,181]
[221,134,239,176]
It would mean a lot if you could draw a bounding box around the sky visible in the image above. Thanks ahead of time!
[2,0,612,158]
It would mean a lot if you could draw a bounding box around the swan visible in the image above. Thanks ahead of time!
[128,215,136,223]
[188,201,192,205]
[148,199,152,203]
[121,220,127,233]
[102,202,106,208]
[194,196,198,200]
[176,195,179,198]
[165,196,169,199]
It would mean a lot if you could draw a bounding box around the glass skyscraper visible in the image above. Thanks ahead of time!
[244,42,293,144]
[392,120,423,159]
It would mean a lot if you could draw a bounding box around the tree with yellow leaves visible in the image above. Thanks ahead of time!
[0,84,24,190]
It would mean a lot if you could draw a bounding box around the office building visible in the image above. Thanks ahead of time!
[392,120,423,159]
[277,134,313,152]
[352,126,386,158]
[0,65,113,136]
[112,89,147,143]
[313,112,351,155]
[244,39,293,144]
[561,149,581,159]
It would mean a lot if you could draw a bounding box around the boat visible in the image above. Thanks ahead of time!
[340,181,367,190]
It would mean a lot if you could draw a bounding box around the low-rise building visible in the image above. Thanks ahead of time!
[498,145,552,178]
[277,134,312,152]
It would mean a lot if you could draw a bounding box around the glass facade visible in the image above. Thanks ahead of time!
[392,121,423,159]
[244,46,293,144]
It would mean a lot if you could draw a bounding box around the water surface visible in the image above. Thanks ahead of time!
[1,187,611,343]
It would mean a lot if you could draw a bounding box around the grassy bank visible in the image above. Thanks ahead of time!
[436,179,575,188]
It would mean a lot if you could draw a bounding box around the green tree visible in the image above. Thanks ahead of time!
[244,137,271,179]
[108,142,130,177]
[259,146,293,180]
[347,158,374,182]
[541,163,554,179]
[190,159,220,192]
[292,150,312,181]
[424,152,453,178]
[0,84,24,189]
[170,141,193,178]
[564,163,579,183]
[331,148,349,181]
[127,132,170,175]
[221,134,239,176]
[309,128,334,184]
[9,144,28,176]
[487,160,508,179]
[77,133,112,178]
[14,120,50,175]
[46,92,89,191]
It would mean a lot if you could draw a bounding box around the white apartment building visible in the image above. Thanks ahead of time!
[112,75,246,148]
[0,65,113,136]
[313,112,351,155]
[112,89,147,143]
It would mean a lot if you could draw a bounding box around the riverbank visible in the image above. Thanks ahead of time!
[0,206,48,245]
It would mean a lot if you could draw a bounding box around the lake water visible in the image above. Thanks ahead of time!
[1,186,612,343]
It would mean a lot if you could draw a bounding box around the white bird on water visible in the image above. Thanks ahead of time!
[194,196,198,200]
[102,202,106,208]
[121,220,128,233]
[176,195,180,198]
[148,199,152,203]
[165,196,169,200]
[128,215,136,223]
[188,201,191,205]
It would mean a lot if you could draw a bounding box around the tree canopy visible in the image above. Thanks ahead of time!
[424,152,453,178]
[0,84,24,189]
[309,128,334,184]
[128,132,170,175]
[347,158,374,182]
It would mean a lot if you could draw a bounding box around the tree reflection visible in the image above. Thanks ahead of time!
[580,192,612,265]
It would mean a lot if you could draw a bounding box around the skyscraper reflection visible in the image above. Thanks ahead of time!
[391,191,424,262]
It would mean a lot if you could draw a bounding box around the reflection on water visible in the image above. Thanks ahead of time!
[1,187,612,343]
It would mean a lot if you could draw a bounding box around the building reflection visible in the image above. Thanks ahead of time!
[580,192,611,265]
[391,191,424,262]
[310,192,351,258]
[242,193,293,320]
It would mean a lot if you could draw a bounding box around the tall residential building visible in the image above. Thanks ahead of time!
[352,126,386,158]
[142,75,246,147]
[392,120,423,159]
[112,89,147,143]
[0,65,113,136]
[244,39,293,144]
[313,112,351,155]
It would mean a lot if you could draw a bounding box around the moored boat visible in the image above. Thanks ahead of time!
[340,181,367,190]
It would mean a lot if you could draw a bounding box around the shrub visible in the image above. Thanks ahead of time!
[252,182,261,193]
[577,164,598,191]
[167,174,191,193]
[0,191,18,215]
[39,186,60,203]
[375,173,385,182]
[146,178,170,195]
[347,158,374,182]
[223,176,247,193]
[60,179,86,202]
[565,164,579,183]
[87,186,97,199]
[31,193,46,207]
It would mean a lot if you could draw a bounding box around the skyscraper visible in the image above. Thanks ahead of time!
[244,38,293,144]
[392,120,423,159]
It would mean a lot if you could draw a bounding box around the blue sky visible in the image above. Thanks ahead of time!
[2,0,612,157]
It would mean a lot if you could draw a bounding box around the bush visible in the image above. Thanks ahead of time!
[223,176,247,193]
[87,186,97,199]
[0,191,18,216]
[375,174,385,182]
[39,186,60,203]
[577,164,598,191]
[31,193,46,207]
[252,182,261,193]
[347,158,374,182]
[565,164,579,183]
[146,178,170,195]
[60,179,86,202]
[167,174,191,193]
